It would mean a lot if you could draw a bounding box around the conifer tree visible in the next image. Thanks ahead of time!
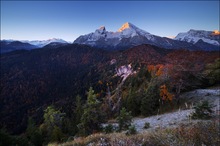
[140,83,160,116]
[126,89,141,116]
[78,87,104,136]
[26,117,43,146]
[75,95,83,125]
[116,107,132,131]
[42,106,65,142]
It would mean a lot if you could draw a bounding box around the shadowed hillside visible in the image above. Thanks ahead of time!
[0,44,219,135]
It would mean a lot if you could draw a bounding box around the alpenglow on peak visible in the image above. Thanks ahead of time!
[118,22,137,32]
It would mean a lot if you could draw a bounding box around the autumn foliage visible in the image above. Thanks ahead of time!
[160,84,174,101]
[147,64,173,78]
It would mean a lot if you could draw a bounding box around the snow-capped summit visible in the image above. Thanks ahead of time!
[118,22,150,34]
[74,22,195,50]
[74,22,156,49]
[118,22,137,32]
[174,29,220,46]
[74,23,219,51]
[95,26,106,35]
[117,22,151,38]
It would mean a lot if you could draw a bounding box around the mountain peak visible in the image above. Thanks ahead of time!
[175,29,220,46]
[74,23,219,51]
[99,26,106,31]
[95,26,107,34]
[212,30,220,35]
[118,22,136,32]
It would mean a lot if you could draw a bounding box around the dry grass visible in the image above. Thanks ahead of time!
[50,120,219,146]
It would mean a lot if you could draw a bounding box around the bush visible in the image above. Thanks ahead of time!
[126,125,137,135]
[103,124,114,134]
[191,100,214,119]
[143,122,150,129]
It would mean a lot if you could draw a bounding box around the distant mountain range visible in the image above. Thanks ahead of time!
[1,38,69,53]
[1,23,219,53]
[74,22,219,51]
[22,38,69,47]
[0,41,38,54]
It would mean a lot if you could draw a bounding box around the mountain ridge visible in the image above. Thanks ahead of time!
[2,23,219,53]
[175,29,220,46]
[1,39,70,53]
[74,22,219,51]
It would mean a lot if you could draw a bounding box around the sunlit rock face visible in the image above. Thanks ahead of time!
[212,30,220,35]
[116,64,135,81]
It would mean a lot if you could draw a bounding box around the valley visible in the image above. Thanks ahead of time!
[0,42,219,144]
[1,23,219,146]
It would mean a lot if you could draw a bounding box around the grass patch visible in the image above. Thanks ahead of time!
[50,120,219,146]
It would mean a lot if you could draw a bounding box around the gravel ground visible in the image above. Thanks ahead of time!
[180,88,220,109]
[133,109,193,132]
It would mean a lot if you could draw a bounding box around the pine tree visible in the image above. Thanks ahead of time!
[50,126,63,142]
[126,89,135,115]
[126,89,141,116]
[75,95,83,125]
[116,107,132,131]
[26,117,43,146]
[42,105,65,142]
[77,87,104,136]
[140,83,160,116]
[87,87,97,105]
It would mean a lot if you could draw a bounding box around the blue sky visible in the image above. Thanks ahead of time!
[1,1,219,42]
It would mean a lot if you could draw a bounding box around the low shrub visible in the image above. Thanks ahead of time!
[103,124,114,134]
[191,100,214,119]
[126,125,137,135]
[143,122,150,129]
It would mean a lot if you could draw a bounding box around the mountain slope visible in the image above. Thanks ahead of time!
[0,44,109,134]
[1,43,219,134]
